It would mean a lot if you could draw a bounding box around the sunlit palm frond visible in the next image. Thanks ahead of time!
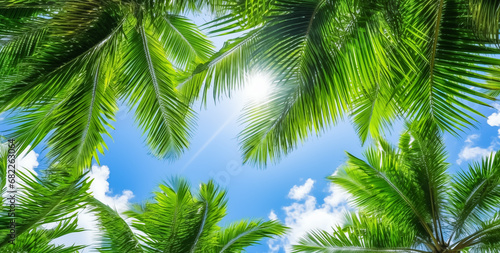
[0,167,91,248]
[118,19,195,160]
[293,213,418,253]
[1,0,216,172]
[124,177,286,252]
[238,0,353,165]
[88,197,144,253]
[448,151,500,238]
[179,30,259,104]
[222,0,500,165]
[331,147,434,242]
[155,14,214,70]
[4,9,124,172]
[403,124,449,242]
[189,180,227,252]
[400,0,500,135]
[303,126,500,252]
[214,219,288,252]
[125,177,218,252]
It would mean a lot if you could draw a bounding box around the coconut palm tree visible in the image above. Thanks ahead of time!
[0,0,222,173]
[89,177,288,252]
[0,144,286,251]
[4,0,500,172]
[293,125,500,252]
[187,0,500,166]
[0,147,91,251]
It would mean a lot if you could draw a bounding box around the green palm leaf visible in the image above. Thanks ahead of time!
[293,213,418,253]
[123,177,286,253]
[119,20,195,159]
[214,219,288,253]
[1,0,217,172]
[88,197,144,253]
[0,166,91,249]
[448,151,500,239]
[297,126,500,252]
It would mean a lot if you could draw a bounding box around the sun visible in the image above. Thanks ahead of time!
[244,72,273,101]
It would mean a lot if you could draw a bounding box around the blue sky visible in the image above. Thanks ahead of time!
[3,13,500,253]
[3,87,500,252]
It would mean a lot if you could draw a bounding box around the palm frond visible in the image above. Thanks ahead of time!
[403,124,449,244]
[330,143,437,243]
[0,166,91,248]
[238,0,351,165]
[468,0,500,43]
[189,180,227,252]
[88,197,144,253]
[3,217,86,253]
[451,212,500,251]
[400,0,500,134]
[179,30,259,104]
[118,19,195,160]
[125,178,218,252]
[155,14,214,70]
[448,152,500,238]
[214,219,288,252]
[292,213,419,253]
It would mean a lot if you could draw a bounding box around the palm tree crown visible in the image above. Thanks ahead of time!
[198,0,500,166]
[294,126,500,253]
[90,177,288,252]
[0,153,287,252]
[0,0,220,172]
[3,0,500,170]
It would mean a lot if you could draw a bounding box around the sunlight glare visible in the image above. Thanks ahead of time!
[244,72,273,101]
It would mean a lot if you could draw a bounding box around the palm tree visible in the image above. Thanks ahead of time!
[293,125,500,253]
[89,177,288,252]
[0,145,91,251]
[0,144,286,251]
[0,0,221,173]
[4,1,500,171]
[188,0,500,166]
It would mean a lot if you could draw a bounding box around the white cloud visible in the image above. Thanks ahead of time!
[457,104,500,164]
[458,146,492,161]
[457,135,495,165]
[269,210,278,221]
[487,104,500,139]
[88,165,134,214]
[488,104,500,127]
[268,177,351,253]
[287,178,314,201]
[465,134,479,143]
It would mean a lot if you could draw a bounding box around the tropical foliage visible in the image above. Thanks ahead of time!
[90,177,288,252]
[3,0,500,170]
[0,145,91,251]
[209,0,500,166]
[293,126,500,253]
[0,145,286,252]
[0,0,219,172]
